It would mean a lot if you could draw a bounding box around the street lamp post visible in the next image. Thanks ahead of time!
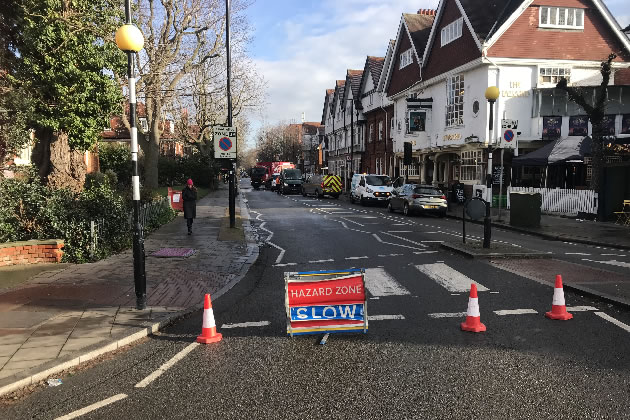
[484,86,499,206]
[115,2,146,310]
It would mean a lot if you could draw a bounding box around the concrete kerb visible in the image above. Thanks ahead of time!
[440,242,552,259]
[0,192,259,398]
[445,213,630,251]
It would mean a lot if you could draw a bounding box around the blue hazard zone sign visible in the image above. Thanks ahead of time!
[213,126,237,159]
[290,304,364,322]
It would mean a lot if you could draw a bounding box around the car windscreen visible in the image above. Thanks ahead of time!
[366,175,391,186]
[251,168,266,176]
[414,187,442,195]
[283,169,302,180]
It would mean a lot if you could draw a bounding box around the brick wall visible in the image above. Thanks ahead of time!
[0,240,64,267]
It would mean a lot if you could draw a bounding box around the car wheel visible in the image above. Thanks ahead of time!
[350,194,355,204]
[316,189,322,198]
[403,202,411,216]
[438,210,446,218]
[302,188,307,197]
[388,201,394,213]
[332,194,339,199]
[360,196,366,206]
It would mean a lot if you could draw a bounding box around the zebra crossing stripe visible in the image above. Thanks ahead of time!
[415,263,489,293]
[364,268,410,297]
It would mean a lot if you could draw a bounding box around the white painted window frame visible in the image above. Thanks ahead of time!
[441,17,463,47]
[399,48,413,69]
[539,6,584,30]
[445,74,465,128]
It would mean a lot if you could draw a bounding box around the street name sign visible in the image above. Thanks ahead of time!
[213,126,237,159]
[285,269,368,336]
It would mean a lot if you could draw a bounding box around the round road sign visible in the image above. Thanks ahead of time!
[219,137,232,151]
[504,129,514,142]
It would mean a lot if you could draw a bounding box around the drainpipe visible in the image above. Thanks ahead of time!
[379,93,389,178]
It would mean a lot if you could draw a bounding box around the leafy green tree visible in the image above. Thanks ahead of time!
[2,0,125,189]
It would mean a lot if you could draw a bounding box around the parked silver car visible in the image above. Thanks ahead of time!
[388,184,447,217]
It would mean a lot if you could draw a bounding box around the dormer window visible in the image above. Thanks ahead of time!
[399,48,413,69]
[539,7,584,29]
[441,17,463,47]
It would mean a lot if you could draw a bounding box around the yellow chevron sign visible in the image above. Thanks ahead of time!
[323,175,341,192]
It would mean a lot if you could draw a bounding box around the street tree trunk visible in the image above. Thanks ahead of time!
[32,129,86,191]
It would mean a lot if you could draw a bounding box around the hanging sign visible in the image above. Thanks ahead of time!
[285,269,368,336]
[213,126,237,159]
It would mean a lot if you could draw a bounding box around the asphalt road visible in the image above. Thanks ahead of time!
[3,179,630,419]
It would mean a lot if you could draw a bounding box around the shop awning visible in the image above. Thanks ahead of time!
[512,136,592,166]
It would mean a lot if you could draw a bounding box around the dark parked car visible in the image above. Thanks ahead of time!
[388,184,447,217]
[277,168,303,195]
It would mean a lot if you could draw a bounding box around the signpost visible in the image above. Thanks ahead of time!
[213,126,237,159]
[498,120,518,221]
[285,269,368,336]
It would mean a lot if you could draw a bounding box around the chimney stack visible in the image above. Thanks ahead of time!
[417,9,436,16]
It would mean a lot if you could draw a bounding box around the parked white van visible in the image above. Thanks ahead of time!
[350,174,393,205]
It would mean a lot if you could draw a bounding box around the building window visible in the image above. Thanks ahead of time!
[378,121,383,141]
[401,158,419,177]
[399,48,413,69]
[408,111,426,132]
[446,74,465,127]
[441,17,463,47]
[369,124,374,143]
[369,93,373,105]
[539,67,571,85]
[460,150,484,182]
[539,6,584,29]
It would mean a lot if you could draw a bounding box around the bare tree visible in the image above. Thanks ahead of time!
[556,53,616,197]
[119,0,252,189]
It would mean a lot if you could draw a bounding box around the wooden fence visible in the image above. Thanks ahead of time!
[507,187,598,216]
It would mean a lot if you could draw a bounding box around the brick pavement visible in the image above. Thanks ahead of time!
[0,185,257,395]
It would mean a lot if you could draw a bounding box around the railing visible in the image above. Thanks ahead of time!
[90,198,172,257]
[507,187,598,216]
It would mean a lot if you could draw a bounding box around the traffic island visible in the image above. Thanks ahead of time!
[441,240,551,259]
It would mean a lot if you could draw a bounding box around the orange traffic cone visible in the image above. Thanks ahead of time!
[461,283,486,332]
[197,294,223,343]
[545,275,573,321]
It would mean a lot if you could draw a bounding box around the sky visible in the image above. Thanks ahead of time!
[242,0,630,147]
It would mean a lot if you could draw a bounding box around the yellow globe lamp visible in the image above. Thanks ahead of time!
[115,24,144,52]
[485,86,499,102]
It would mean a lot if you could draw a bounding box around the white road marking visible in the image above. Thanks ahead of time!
[428,312,467,318]
[340,217,365,226]
[364,267,410,297]
[373,233,426,251]
[415,263,489,292]
[267,241,286,264]
[582,258,630,269]
[450,293,460,296]
[565,252,591,255]
[601,254,627,257]
[489,291,500,294]
[273,262,297,267]
[136,342,199,388]
[368,314,405,321]
[369,297,380,300]
[494,309,538,316]
[566,306,598,312]
[378,253,404,257]
[413,251,438,255]
[595,312,630,333]
[56,394,128,420]
[221,321,270,329]
[388,230,412,233]
[345,256,369,260]
[309,259,335,263]
[392,223,408,226]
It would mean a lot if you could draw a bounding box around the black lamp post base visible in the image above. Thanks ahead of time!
[136,295,147,310]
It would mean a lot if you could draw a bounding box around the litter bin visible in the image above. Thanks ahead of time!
[509,192,541,228]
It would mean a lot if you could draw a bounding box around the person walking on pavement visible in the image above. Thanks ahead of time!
[182,178,197,235]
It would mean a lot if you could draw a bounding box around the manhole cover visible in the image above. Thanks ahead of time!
[151,248,195,258]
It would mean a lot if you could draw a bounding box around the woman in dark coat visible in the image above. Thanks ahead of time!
[182,178,197,235]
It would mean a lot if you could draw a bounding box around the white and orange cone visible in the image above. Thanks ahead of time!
[545,275,573,321]
[461,283,486,332]
[197,294,223,343]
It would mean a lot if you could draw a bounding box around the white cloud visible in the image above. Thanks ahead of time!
[248,0,438,137]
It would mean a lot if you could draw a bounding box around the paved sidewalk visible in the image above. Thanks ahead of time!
[445,203,630,250]
[0,185,257,395]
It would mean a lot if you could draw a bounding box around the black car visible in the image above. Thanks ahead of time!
[277,168,303,195]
